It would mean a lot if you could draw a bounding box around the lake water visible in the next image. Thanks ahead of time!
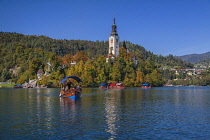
[1,87,210,139]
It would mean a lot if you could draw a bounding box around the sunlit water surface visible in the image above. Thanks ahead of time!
[1,87,210,139]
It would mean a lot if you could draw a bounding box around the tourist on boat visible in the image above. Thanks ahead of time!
[76,85,82,91]
[66,81,74,90]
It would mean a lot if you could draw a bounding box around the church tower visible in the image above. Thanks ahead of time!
[108,18,120,58]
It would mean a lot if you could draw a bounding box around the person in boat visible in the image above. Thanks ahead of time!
[76,85,82,91]
[66,81,74,90]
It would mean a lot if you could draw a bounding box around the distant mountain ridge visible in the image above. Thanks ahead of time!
[177,52,210,63]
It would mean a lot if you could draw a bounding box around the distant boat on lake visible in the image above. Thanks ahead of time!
[142,83,152,88]
[13,85,23,88]
[100,83,126,89]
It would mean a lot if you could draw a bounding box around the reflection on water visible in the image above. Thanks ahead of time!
[59,98,81,123]
[27,88,59,135]
[1,87,210,139]
[104,90,124,139]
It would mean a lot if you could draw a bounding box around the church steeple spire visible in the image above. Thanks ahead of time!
[111,18,118,36]
[106,18,120,61]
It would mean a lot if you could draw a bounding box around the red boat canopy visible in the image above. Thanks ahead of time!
[109,83,116,86]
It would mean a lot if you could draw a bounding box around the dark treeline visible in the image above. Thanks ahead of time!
[1,32,201,87]
[0,32,108,57]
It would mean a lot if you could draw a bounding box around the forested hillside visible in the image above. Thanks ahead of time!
[177,52,210,63]
[0,32,153,58]
[0,32,194,87]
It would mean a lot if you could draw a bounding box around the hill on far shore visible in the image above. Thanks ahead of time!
[177,52,210,63]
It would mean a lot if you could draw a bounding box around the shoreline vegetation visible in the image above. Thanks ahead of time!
[0,32,209,87]
[0,83,15,88]
[0,83,209,88]
[1,85,209,88]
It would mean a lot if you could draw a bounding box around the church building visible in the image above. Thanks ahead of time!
[106,18,138,65]
[106,18,120,63]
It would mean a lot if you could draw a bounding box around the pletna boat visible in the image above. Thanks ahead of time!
[13,85,23,88]
[109,83,126,89]
[142,83,152,88]
[59,76,82,99]
[99,83,109,89]
[99,83,126,89]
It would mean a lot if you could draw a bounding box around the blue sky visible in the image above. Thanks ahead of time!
[1,0,210,56]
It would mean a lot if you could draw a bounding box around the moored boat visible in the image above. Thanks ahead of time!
[99,83,126,89]
[99,83,109,89]
[59,76,82,99]
[109,83,126,89]
[142,83,152,88]
[13,85,23,88]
